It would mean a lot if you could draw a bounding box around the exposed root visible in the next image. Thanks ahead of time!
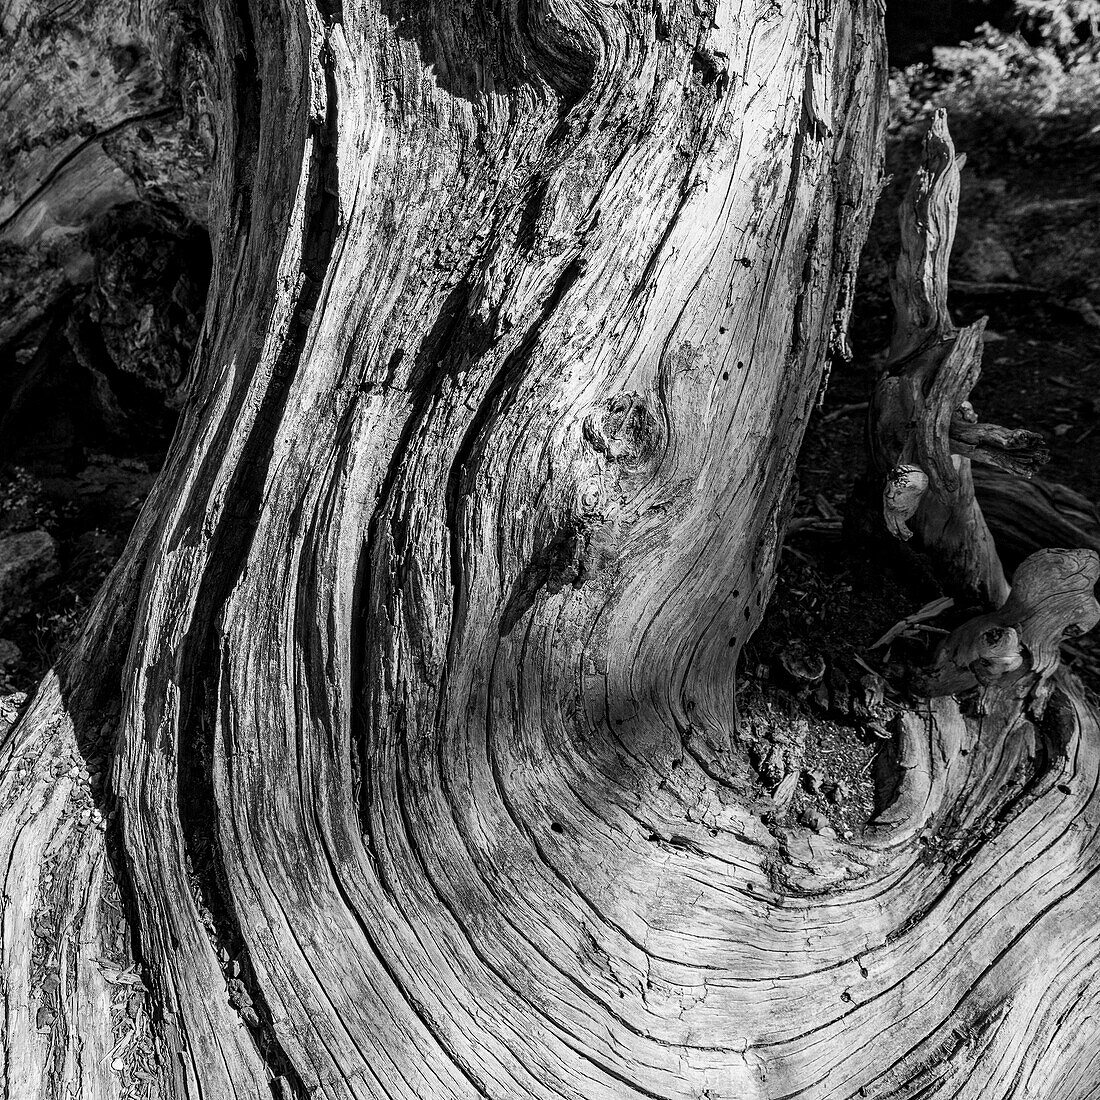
[917,548,1100,706]
[974,465,1100,567]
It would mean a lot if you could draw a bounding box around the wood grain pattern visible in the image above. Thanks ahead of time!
[5,2,1100,1099]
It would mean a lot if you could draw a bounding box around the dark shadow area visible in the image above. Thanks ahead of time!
[0,198,210,693]
[380,0,597,107]
[0,201,209,469]
[887,1,1014,66]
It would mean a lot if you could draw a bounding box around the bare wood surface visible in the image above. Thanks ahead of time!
[871,112,1016,605]
[919,547,1100,699]
[6,6,1100,1100]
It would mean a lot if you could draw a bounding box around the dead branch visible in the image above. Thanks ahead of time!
[869,110,1043,605]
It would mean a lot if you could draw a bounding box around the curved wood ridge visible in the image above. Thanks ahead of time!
[919,548,1100,701]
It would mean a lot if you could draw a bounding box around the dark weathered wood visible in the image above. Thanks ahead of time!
[0,0,211,346]
[975,464,1100,568]
[870,112,1016,605]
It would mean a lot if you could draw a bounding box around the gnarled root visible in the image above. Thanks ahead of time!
[917,547,1100,707]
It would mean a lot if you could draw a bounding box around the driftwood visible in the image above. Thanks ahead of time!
[4,8,1100,1100]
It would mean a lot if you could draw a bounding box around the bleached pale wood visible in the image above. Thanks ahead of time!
[6,4,1100,1100]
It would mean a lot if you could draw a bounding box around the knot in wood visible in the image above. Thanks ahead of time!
[918,548,1100,697]
[576,477,604,517]
[969,625,1023,684]
[582,393,661,473]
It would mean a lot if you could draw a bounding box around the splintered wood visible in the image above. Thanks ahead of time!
[871,111,1047,606]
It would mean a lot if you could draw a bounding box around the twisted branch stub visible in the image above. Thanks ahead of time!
[918,548,1100,703]
[871,110,1047,605]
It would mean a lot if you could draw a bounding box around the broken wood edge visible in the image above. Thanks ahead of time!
[888,109,960,363]
[871,110,1029,605]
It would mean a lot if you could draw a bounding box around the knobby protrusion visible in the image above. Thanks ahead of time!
[917,548,1100,706]
[883,464,928,541]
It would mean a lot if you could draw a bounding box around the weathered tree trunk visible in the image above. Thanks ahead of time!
[6,0,1100,1098]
